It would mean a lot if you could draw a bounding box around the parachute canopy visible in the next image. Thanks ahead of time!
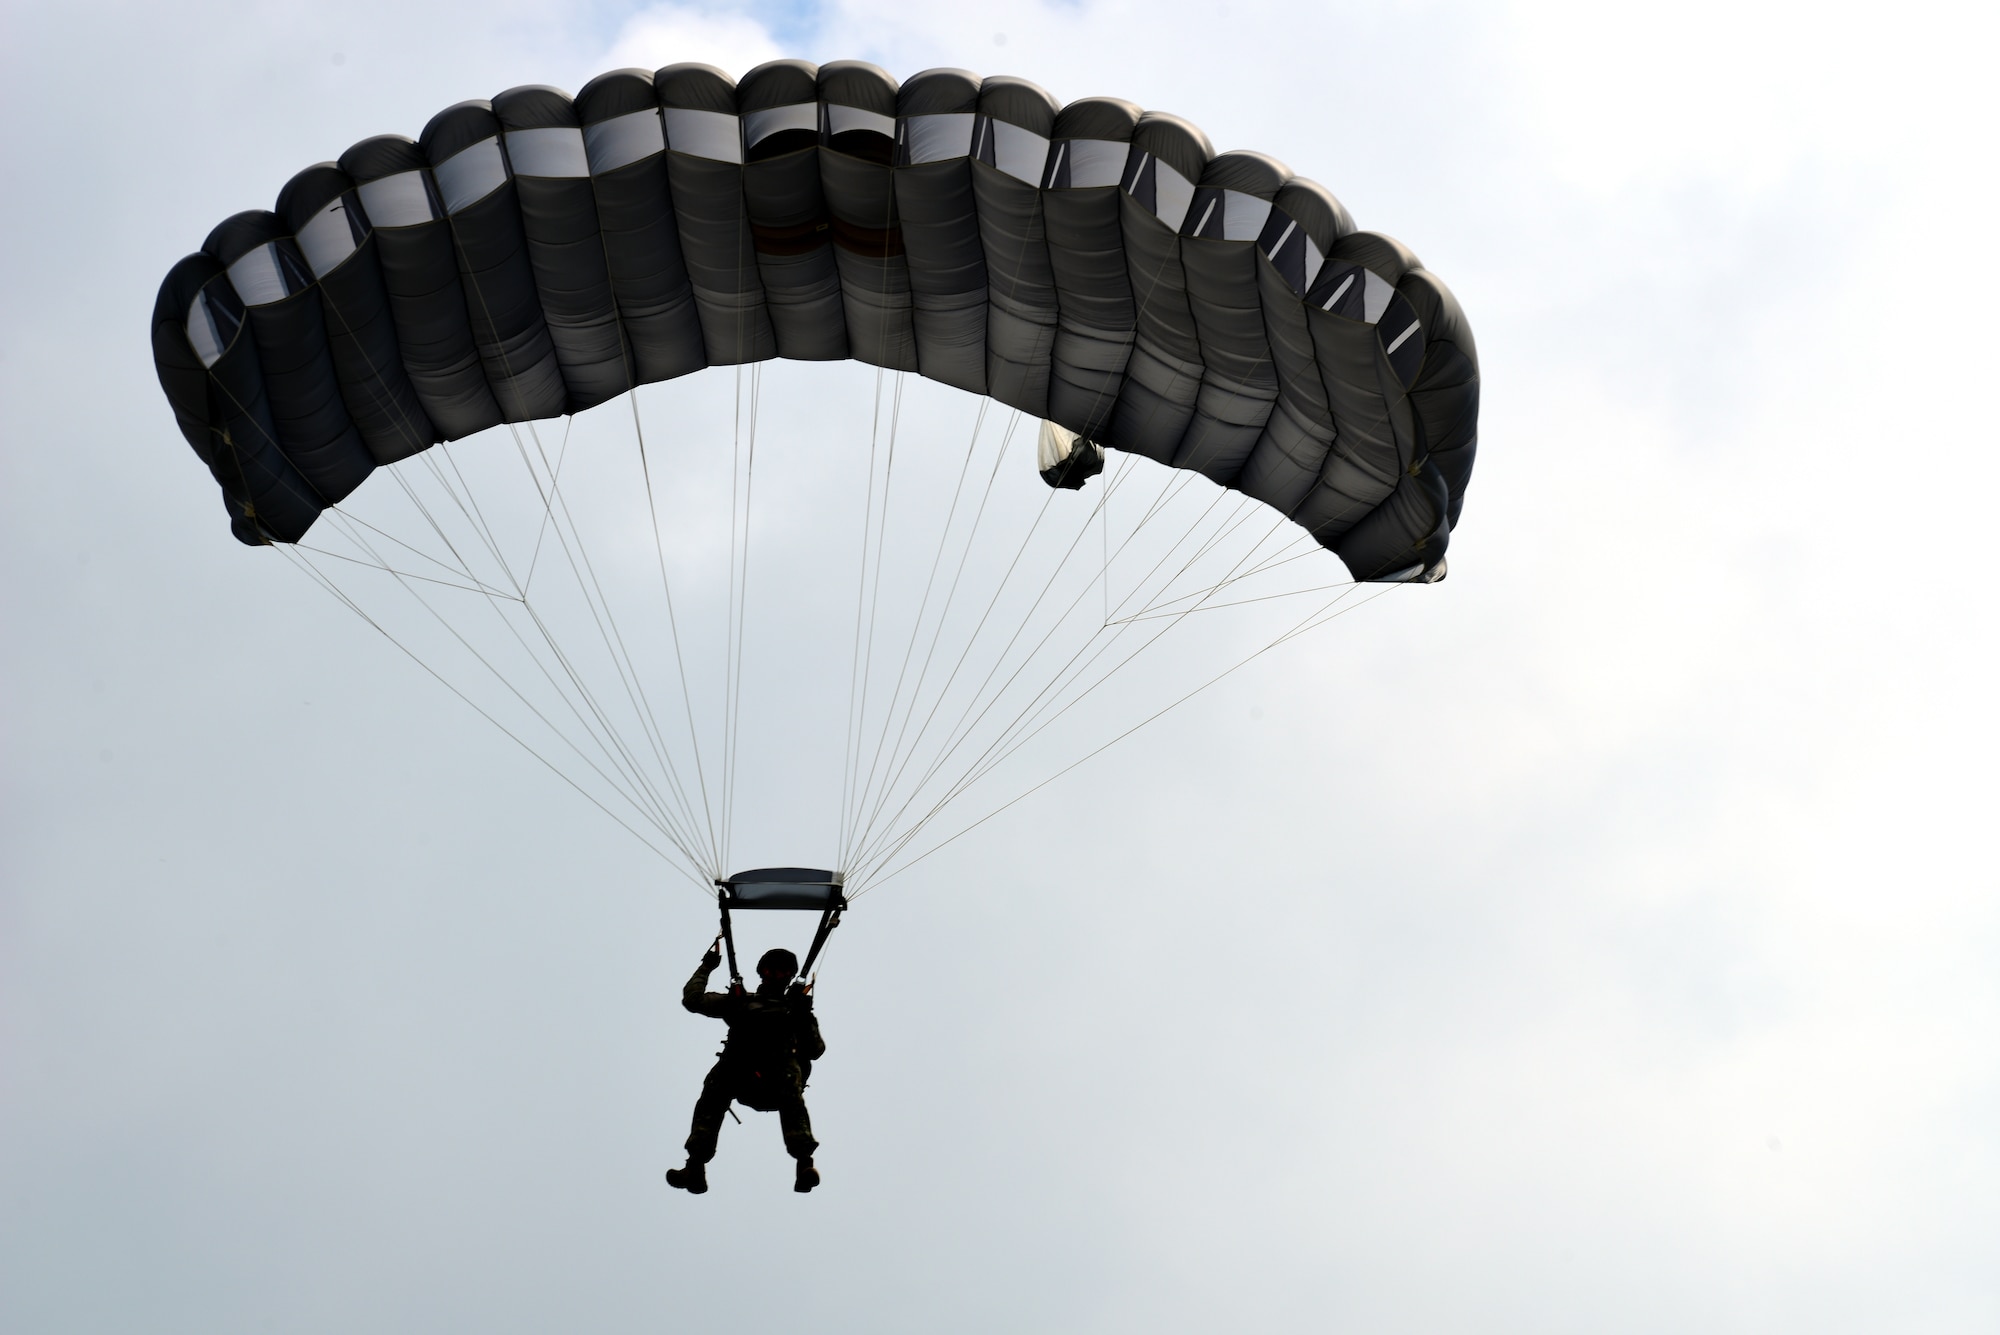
[151,58,1479,584]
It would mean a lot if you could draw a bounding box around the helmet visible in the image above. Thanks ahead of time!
[756,948,799,979]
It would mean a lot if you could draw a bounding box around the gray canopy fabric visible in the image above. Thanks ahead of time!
[151,59,1479,583]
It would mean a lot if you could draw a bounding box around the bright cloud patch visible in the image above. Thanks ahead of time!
[598,4,787,77]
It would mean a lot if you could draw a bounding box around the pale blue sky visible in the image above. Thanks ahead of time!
[3,2,1997,1331]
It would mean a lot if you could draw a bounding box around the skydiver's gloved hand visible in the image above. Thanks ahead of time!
[700,945,722,972]
[788,981,813,1010]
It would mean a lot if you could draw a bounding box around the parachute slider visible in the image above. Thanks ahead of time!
[1037,420,1105,490]
[712,868,846,988]
[716,866,845,910]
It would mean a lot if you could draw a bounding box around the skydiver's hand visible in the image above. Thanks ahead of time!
[788,981,813,1010]
[700,946,722,971]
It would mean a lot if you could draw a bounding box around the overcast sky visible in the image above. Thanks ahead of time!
[4,1,1998,1331]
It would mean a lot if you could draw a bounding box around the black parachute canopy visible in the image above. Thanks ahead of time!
[152,59,1478,583]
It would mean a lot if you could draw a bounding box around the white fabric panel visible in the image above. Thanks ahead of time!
[1153,159,1196,230]
[1221,190,1272,241]
[434,139,508,213]
[1065,139,1126,188]
[991,120,1050,184]
[663,108,743,163]
[827,104,894,138]
[584,109,666,174]
[227,244,289,306]
[505,127,588,178]
[904,113,975,163]
[1363,270,1395,323]
[356,170,436,228]
[296,199,361,278]
[742,102,818,147]
[185,297,226,367]
[1037,419,1079,470]
[1302,235,1325,290]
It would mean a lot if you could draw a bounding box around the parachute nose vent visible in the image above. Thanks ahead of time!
[1036,420,1106,491]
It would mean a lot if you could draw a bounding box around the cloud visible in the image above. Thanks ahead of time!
[597,3,788,75]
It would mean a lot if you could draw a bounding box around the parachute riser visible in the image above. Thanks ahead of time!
[714,900,843,991]
[798,903,843,980]
[716,903,743,989]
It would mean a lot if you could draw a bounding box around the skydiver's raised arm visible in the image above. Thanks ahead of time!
[682,942,731,1017]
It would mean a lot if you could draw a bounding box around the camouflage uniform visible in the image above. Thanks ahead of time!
[680,958,826,1165]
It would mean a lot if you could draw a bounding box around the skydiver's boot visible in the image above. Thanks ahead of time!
[666,1160,708,1194]
[793,1156,820,1193]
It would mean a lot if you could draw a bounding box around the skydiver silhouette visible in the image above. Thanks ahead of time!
[666,941,826,1194]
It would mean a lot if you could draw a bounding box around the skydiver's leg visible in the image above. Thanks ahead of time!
[684,1061,736,1165]
[778,1086,819,1191]
[776,1090,817,1161]
[669,1063,738,1192]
